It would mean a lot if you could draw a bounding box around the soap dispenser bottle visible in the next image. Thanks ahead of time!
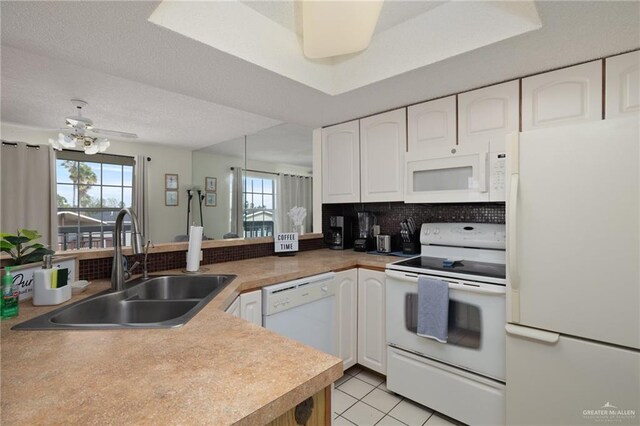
[1,266,19,319]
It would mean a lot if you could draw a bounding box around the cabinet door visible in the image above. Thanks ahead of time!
[225,296,241,318]
[606,51,640,118]
[360,109,406,202]
[522,60,602,130]
[357,268,386,375]
[240,290,262,326]
[336,269,358,369]
[408,96,456,156]
[458,80,519,152]
[322,120,360,203]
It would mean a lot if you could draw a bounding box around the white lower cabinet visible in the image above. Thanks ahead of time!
[336,269,358,369]
[225,296,241,318]
[357,268,386,375]
[239,290,262,326]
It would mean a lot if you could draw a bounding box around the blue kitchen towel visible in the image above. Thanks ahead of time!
[417,276,449,343]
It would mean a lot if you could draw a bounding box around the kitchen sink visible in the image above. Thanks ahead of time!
[13,274,236,330]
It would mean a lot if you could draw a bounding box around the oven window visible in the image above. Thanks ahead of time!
[405,293,481,349]
[413,166,472,192]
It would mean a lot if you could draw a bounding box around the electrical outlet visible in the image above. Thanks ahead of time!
[372,225,381,236]
[200,250,203,261]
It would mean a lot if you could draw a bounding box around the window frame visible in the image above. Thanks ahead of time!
[55,150,136,251]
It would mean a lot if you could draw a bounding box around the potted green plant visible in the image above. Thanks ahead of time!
[1,229,55,266]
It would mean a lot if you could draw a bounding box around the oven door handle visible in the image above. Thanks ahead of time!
[386,270,505,295]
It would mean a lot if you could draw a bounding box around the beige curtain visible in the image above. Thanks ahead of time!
[229,167,244,237]
[133,155,149,241]
[275,174,313,233]
[1,141,57,249]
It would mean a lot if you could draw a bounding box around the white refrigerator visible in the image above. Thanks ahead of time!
[505,118,640,425]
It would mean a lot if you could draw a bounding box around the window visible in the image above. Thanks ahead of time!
[243,175,274,238]
[56,151,135,250]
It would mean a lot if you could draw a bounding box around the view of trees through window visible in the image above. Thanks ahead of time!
[243,176,274,238]
[56,154,134,250]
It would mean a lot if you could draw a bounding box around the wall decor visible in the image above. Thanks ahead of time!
[165,190,179,206]
[205,192,217,207]
[205,177,217,192]
[165,173,178,190]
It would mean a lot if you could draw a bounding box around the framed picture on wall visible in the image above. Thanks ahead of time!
[165,190,179,206]
[205,177,217,192]
[205,192,217,207]
[165,173,178,190]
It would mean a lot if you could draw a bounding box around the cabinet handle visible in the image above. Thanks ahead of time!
[506,324,559,344]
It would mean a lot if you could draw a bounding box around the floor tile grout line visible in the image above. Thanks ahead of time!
[333,389,360,416]
[372,410,411,426]
[421,412,434,425]
[337,414,358,425]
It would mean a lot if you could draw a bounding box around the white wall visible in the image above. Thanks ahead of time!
[0,123,192,244]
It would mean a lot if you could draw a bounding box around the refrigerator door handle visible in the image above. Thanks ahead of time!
[506,324,560,344]
[508,173,520,322]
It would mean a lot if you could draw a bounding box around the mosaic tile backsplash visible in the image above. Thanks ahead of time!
[322,202,505,238]
[78,237,325,281]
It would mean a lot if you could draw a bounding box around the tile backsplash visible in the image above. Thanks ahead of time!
[322,202,505,237]
[78,237,325,281]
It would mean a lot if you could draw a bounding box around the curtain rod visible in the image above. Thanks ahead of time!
[230,167,311,179]
[1,141,41,149]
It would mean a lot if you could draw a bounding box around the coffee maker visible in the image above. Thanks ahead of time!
[354,212,376,252]
[326,216,352,250]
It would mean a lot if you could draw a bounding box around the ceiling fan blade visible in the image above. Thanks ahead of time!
[90,128,138,139]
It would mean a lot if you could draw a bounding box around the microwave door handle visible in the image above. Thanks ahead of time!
[478,151,488,193]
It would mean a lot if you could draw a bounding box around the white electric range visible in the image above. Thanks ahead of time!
[385,222,506,426]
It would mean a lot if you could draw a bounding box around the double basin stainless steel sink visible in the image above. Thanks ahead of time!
[13,274,236,330]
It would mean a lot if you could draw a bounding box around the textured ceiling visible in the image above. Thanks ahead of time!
[1,1,639,150]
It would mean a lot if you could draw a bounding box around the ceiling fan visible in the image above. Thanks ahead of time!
[49,99,138,155]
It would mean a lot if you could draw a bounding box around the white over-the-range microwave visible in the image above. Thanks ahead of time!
[404,140,506,203]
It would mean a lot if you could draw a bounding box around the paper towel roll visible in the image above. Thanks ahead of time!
[186,226,203,272]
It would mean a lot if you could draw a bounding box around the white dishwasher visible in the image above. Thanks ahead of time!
[262,272,337,356]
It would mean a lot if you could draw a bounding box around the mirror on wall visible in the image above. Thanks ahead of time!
[192,123,313,240]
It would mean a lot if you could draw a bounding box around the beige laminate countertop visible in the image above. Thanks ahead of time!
[1,249,398,425]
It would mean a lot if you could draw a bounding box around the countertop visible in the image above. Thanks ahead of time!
[1,249,398,425]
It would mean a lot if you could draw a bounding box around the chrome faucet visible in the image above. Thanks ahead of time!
[142,240,154,279]
[111,208,144,292]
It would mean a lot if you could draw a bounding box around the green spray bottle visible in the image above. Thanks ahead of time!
[1,267,19,319]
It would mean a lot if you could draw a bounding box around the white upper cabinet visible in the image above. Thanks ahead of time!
[408,95,457,156]
[322,120,360,203]
[458,80,519,152]
[522,60,603,130]
[360,109,406,203]
[606,51,640,118]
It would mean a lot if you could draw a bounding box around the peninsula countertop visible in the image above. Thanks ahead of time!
[1,249,397,425]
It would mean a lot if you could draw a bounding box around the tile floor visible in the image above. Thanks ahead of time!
[332,366,465,426]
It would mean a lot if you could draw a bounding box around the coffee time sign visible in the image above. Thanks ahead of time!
[274,233,299,254]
